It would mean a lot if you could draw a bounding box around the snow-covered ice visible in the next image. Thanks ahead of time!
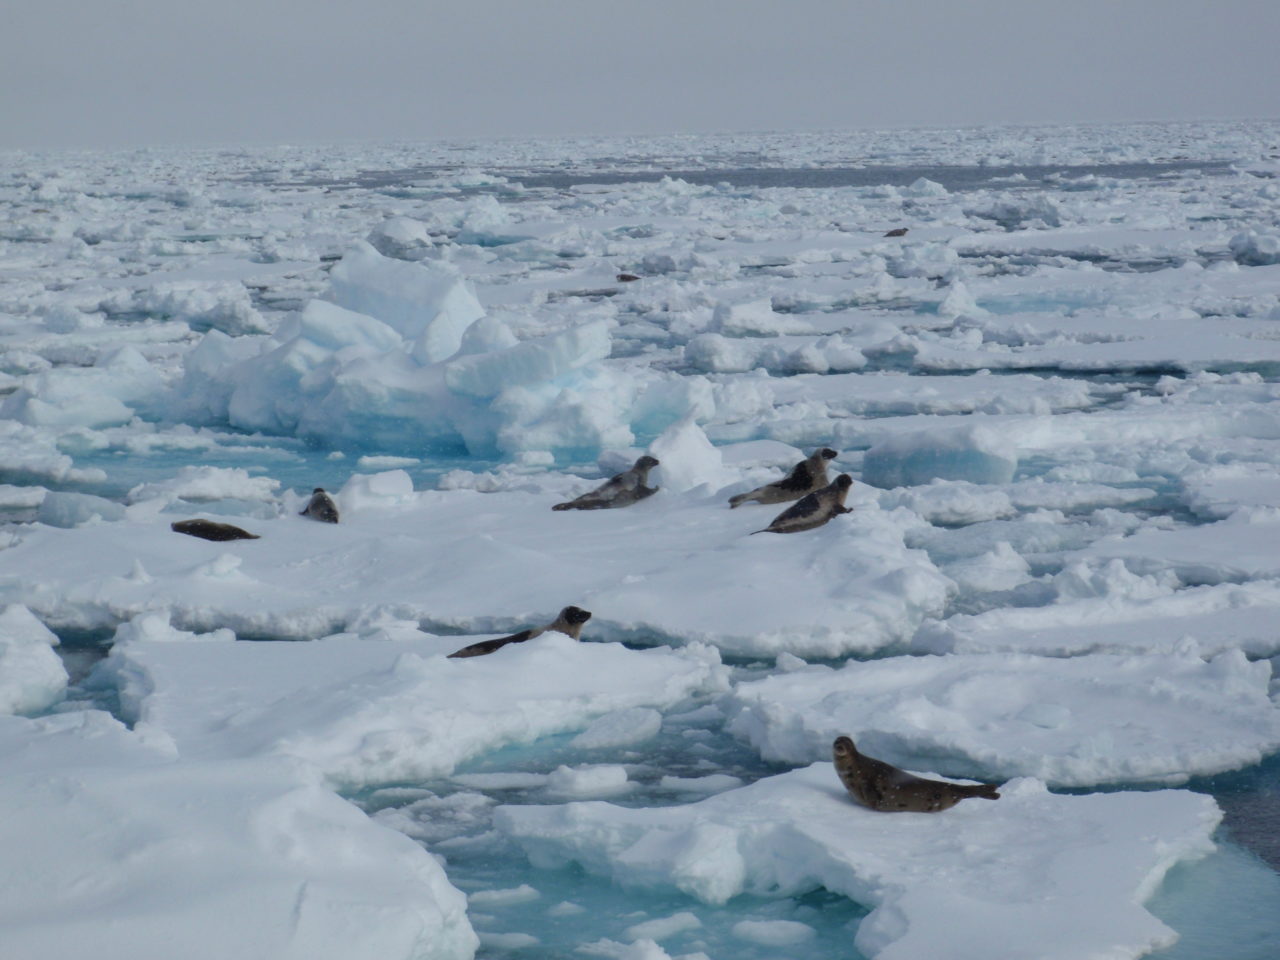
[96,620,727,787]
[0,469,950,657]
[495,764,1221,960]
[721,650,1280,785]
[0,710,476,960]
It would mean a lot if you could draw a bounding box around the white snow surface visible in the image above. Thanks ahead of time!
[2,474,949,657]
[0,710,476,960]
[721,650,1280,785]
[97,620,727,787]
[495,764,1221,960]
[0,603,66,714]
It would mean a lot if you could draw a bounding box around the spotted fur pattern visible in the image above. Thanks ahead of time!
[729,448,837,508]
[833,736,1000,813]
[754,473,853,534]
[300,488,339,524]
[553,456,660,511]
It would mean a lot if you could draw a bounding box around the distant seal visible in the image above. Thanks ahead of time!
[448,605,592,659]
[752,474,853,534]
[729,448,838,508]
[300,487,339,524]
[171,519,259,541]
[833,735,1000,812]
[616,273,641,282]
[552,456,659,511]
[884,227,908,237]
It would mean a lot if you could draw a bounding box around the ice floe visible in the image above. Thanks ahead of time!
[1,469,950,657]
[495,764,1221,960]
[721,650,1280,785]
[95,621,727,787]
[0,710,476,960]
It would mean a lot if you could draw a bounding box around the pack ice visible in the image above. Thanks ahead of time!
[5,121,1280,959]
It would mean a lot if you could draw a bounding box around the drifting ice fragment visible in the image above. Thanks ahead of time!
[863,424,1017,488]
[495,765,1220,960]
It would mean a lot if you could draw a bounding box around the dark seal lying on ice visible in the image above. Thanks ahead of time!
[300,487,339,524]
[448,606,593,659]
[729,447,837,508]
[833,735,1000,812]
[171,519,260,541]
[552,456,659,511]
[753,474,853,534]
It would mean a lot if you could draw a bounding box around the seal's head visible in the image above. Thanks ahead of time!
[818,448,838,460]
[313,487,326,494]
[562,606,593,626]
[636,455,660,471]
[834,474,853,491]
[833,735,857,759]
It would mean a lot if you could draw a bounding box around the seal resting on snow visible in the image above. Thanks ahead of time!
[833,735,1000,812]
[171,519,259,541]
[884,227,908,237]
[729,447,838,508]
[448,606,592,659]
[299,487,339,524]
[753,474,853,534]
[552,456,659,511]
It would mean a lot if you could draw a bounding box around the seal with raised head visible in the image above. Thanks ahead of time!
[552,456,659,511]
[171,519,260,542]
[300,487,339,524]
[833,735,1000,812]
[753,474,853,534]
[448,605,592,659]
[729,447,838,508]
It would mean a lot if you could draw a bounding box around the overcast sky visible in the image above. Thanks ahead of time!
[3,0,1277,150]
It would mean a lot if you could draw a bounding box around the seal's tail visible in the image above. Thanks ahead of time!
[963,783,1001,800]
[728,492,749,508]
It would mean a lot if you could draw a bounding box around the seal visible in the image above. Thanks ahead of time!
[833,735,1000,812]
[752,474,853,534]
[300,487,339,524]
[171,519,260,541]
[552,456,659,511]
[884,227,908,237]
[729,447,838,508]
[448,605,592,659]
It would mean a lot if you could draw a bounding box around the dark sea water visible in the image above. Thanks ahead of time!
[507,159,1228,192]
[287,158,1228,195]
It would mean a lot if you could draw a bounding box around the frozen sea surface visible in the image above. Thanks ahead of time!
[4,119,1280,959]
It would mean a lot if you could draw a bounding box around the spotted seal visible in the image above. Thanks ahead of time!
[729,447,838,508]
[448,605,593,659]
[833,735,1000,812]
[171,519,259,541]
[552,456,659,511]
[300,487,339,524]
[752,474,853,534]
